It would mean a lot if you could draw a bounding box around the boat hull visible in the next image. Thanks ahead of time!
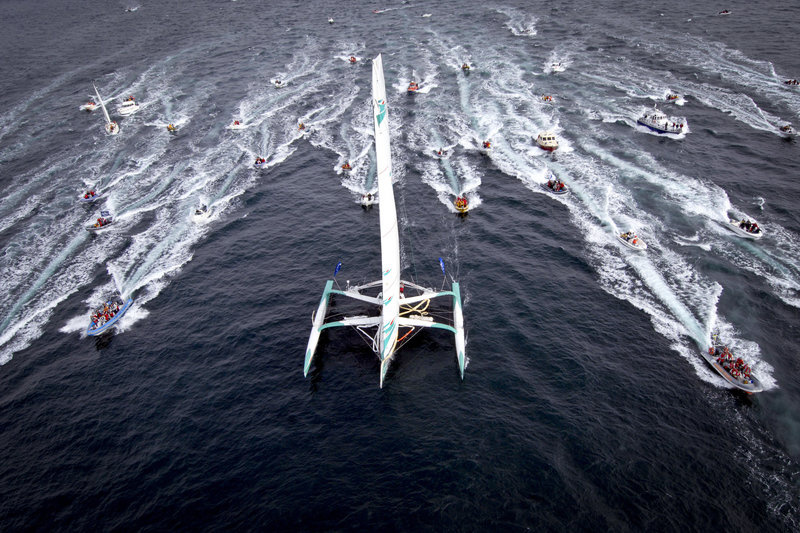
[79,193,102,203]
[86,298,133,336]
[700,349,763,393]
[617,234,647,250]
[118,105,139,116]
[86,220,113,232]
[725,219,763,240]
[542,183,568,195]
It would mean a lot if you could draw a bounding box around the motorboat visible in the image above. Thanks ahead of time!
[461,63,471,72]
[407,81,420,93]
[703,341,763,393]
[274,79,287,88]
[328,18,334,24]
[542,175,568,195]
[637,108,687,134]
[480,141,492,155]
[79,190,101,203]
[718,10,731,15]
[80,101,97,112]
[785,79,799,86]
[349,56,358,64]
[454,196,469,213]
[550,62,565,73]
[341,162,352,171]
[254,157,267,169]
[361,193,376,207]
[779,124,797,138]
[166,123,178,134]
[541,94,554,103]
[536,132,559,151]
[433,148,450,159]
[86,211,114,232]
[228,120,247,130]
[117,96,140,116]
[666,94,680,101]
[87,298,133,336]
[617,231,647,251]
[725,218,763,240]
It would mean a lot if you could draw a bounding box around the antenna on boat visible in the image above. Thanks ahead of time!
[332,261,343,289]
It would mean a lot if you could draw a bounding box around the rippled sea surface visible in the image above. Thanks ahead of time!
[1,0,799,530]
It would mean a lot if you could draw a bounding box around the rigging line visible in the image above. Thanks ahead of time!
[399,299,430,316]
[395,182,419,283]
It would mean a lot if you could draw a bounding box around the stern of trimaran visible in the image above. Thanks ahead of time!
[303,54,466,387]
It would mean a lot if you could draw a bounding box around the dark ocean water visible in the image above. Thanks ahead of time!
[1,0,800,530]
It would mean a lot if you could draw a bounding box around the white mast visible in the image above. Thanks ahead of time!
[93,83,118,135]
[372,54,401,387]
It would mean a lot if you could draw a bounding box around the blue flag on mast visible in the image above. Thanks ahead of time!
[333,261,343,278]
[439,257,446,276]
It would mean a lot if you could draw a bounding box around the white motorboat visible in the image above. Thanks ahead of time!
[550,62,565,73]
[617,231,647,251]
[117,96,140,116]
[725,218,763,240]
[361,192,376,207]
[80,101,97,112]
[227,120,247,130]
[536,132,559,151]
[480,141,492,155]
[779,124,797,138]
[703,340,763,393]
[637,108,686,134]
[274,79,287,88]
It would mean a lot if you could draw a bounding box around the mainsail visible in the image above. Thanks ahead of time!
[303,53,466,387]
[93,84,113,127]
[372,54,401,386]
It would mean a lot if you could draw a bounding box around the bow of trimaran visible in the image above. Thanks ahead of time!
[303,54,466,387]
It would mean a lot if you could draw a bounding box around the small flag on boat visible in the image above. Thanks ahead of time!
[101,210,111,217]
[333,261,343,278]
[439,257,446,276]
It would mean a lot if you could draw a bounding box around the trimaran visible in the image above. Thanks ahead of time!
[304,54,466,387]
[93,83,119,135]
